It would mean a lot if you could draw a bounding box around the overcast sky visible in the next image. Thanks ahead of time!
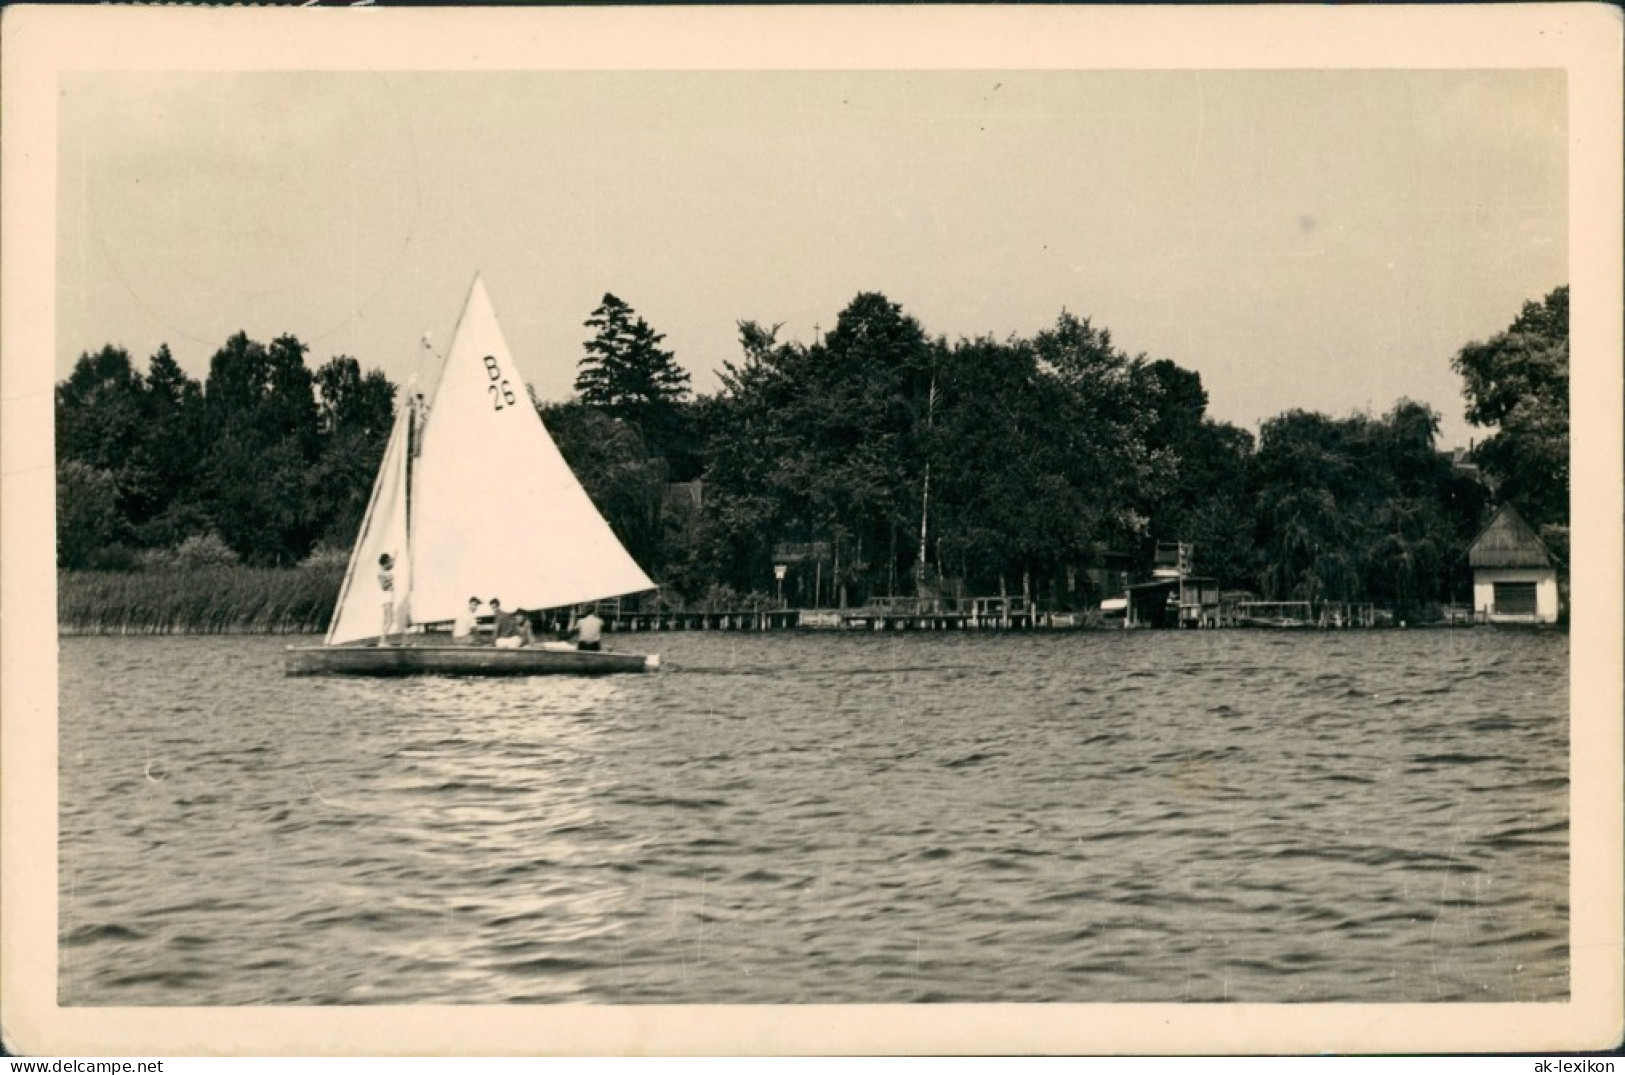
[56,68,1566,449]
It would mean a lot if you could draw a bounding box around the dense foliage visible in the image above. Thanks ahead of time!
[1251,402,1486,610]
[691,300,1270,609]
[1451,286,1569,536]
[57,285,1564,621]
[55,337,395,568]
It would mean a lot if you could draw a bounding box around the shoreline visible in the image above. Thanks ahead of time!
[57,617,1547,637]
[58,569,1552,637]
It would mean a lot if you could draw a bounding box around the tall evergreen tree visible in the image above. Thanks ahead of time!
[130,345,207,545]
[575,293,692,462]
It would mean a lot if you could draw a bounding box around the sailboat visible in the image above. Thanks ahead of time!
[285,275,659,676]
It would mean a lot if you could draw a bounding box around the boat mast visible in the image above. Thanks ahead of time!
[915,368,936,588]
[402,391,416,623]
[403,334,435,625]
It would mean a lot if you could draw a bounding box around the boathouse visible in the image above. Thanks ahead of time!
[1467,504,1559,624]
[1123,542,1221,628]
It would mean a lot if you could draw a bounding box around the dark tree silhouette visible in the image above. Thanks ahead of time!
[1452,285,1568,530]
[576,293,692,465]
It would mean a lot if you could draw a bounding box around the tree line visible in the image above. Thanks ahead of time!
[57,336,393,570]
[57,285,1568,619]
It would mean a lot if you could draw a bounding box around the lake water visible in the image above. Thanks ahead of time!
[58,628,1568,1005]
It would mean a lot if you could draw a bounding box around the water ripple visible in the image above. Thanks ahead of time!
[59,629,1569,1005]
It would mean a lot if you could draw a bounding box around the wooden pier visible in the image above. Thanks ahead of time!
[591,608,1079,633]
[579,602,1400,634]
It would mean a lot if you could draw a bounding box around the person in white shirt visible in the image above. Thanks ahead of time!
[452,596,482,644]
[377,553,397,646]
[575,610,604,652]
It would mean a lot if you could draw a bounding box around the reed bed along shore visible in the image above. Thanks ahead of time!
[59,564,344,635]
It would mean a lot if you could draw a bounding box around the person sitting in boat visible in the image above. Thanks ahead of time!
[377,553,397,647]
[452,596,482,644]
[489,597,532,649]
[573,608,604,652]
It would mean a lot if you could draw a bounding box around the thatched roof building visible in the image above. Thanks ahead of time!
[1468,504,1553,570]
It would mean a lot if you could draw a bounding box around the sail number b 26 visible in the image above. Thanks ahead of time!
[484,355,517,410]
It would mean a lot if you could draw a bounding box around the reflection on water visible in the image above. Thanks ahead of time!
[59,629,1568,1004]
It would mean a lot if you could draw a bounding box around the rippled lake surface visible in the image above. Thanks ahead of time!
[59,628,1568,1005]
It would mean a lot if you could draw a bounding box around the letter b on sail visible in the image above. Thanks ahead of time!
[484,354,516,410]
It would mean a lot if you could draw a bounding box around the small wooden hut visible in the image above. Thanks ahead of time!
[1123,542,1220,628]
[1467,504,1559,624]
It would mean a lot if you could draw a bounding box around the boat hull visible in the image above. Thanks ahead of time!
[284,644,655,677]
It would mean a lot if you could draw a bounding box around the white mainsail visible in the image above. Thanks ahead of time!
[404,274,656,624]
[326,398,414,646]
